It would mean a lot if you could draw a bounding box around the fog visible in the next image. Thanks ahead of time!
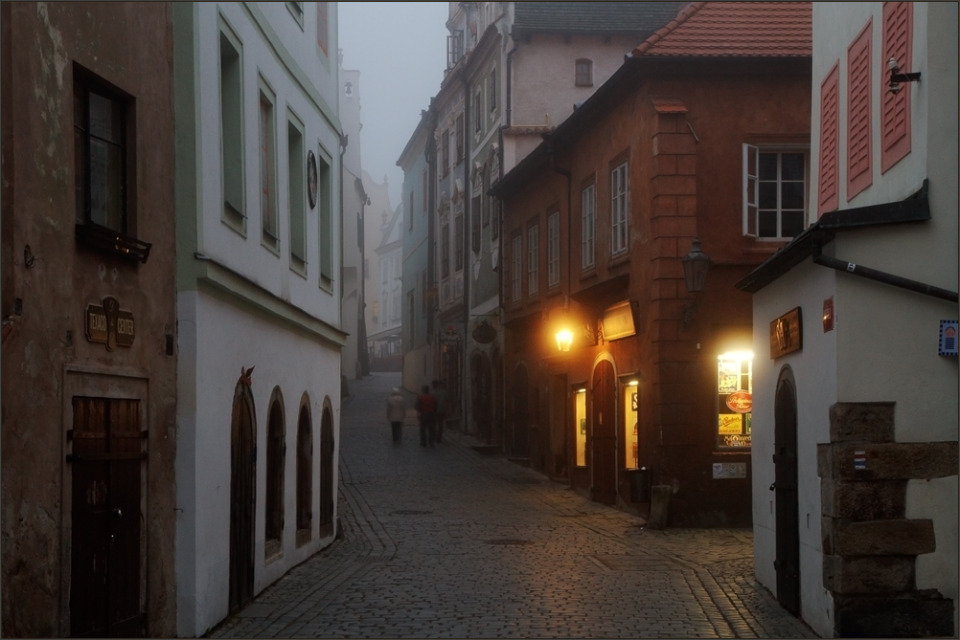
[338,2,450,207]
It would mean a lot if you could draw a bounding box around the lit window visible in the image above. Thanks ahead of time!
[717,352,753,450]
[575,389,587,467]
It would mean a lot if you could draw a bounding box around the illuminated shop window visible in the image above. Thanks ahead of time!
[622,380,639,469]
[717,352,753,449]
[575,388,587,467]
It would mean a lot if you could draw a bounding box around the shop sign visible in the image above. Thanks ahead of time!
[85,297,135,351]
[725,390,752,413]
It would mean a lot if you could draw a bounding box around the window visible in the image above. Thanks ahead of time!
[547,210,560,287]
[454,214,464,271]
[817,64,840,216]
[288,117,306,269]
[716,352,753,450]
[744,146,806,240]
[287,2,304,27]
[447,30,464,69]
[471,192,481,253]
[316,2,329,56]
[581,183,595,269]
[481,167,491,227]
[295,404,312,546]
[455,113,464,163]
[74,68,136,241]
[575,58,593,87]
[441,129,450,177]
[574,388,586,466]
[441,222,450,279]
[474,90,482,133]
[421,170,428,212]
[881,2,912,172]
[317,152,333,289]
[847,21,873,199]
[610,162,628,255]
[527,222,539,295]
[259,85,279,248]
[220,26,245,225]
[510,233,522,302]
[409,191,414,231]
[488,68,497,111]
[265,391,285,556]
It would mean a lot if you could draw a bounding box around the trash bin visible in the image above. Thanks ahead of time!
[628,466,650,502]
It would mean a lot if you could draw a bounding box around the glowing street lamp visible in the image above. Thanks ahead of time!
[555,328,573,352]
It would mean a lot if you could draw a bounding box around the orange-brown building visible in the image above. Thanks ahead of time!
[493,3,812,526]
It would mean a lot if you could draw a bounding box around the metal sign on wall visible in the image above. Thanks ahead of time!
[769,307,802,359]
[85,296,135,351]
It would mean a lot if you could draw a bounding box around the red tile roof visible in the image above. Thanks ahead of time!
[632,2,811,58]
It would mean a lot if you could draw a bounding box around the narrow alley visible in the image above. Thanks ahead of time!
[208,372,818,639]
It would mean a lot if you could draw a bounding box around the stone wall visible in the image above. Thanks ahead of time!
[818,402,957,637]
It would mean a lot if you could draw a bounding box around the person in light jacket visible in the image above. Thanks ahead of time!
[386,387,406,443]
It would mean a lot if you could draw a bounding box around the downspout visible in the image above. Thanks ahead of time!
[811,234,958,303]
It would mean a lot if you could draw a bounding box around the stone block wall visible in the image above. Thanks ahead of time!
[818,402,957,637]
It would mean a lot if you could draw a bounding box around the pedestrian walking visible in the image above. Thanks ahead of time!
[386,387,406,443]
[414,384,437,447]
[432,379,448,443]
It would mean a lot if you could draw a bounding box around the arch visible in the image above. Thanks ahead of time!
[317,397,335,538]
[229,375,256,613]
[264,387,285,556]
[773,366,800,616]
[591,358,617,505]
[295,394,312,546]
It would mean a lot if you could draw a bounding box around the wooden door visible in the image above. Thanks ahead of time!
[773,372,800,616]
[70,397,143,638]
[591,361,617,504]
[229,382,256,613]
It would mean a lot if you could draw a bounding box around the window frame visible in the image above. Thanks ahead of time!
[547,209,560,288]
[510,232,522,303]
[575,58,593,87]
[581,182,595,270]
[527,220,540,296]
[743,144,808,241]
[610,161,629,256]
[259,80,280,252]
[219,20,246,231]
[287,113,307,273]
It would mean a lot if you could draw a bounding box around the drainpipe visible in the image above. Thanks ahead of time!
[812,234,958,303]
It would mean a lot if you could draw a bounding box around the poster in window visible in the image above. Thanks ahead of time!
[718,362,741,393]
[718,413,742,435]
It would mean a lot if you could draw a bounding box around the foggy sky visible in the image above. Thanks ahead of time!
[338,2,449,209]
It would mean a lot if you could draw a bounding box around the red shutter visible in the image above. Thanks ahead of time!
[847,21,873,199]
[818,63,840,216]
[881,2,912,173]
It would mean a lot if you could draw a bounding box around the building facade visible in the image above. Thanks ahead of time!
[738,2,958,636]
[172,3,345,636]
[1,3,179,636]
[494,2,812,526]
[370,203,404,371]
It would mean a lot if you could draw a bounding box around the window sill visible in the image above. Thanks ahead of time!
[75,223,151,264]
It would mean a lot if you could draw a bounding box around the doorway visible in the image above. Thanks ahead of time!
[773,368,800,616]
[591,360,617,504]
[70,396,144,638]
[229,379,256,614]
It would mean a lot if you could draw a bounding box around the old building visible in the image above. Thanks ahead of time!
[493,2,812,526]
[737,2,958,636]
[172,3,345,635]
[1,3,178,636]
[369,202,404,371]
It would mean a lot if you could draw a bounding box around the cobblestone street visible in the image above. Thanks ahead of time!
[208,372,818,638]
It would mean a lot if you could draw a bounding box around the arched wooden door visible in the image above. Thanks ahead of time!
[229,379,256,613]
[591,360,617,505]
[773,369,800,616]
[318,404,335,538]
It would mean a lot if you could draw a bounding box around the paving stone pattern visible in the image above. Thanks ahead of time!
[208,372,819,639]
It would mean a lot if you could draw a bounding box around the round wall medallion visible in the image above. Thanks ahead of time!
[307,150,318,209]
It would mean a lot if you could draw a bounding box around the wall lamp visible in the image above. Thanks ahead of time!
[681,238,711,328]
[555,328,573,352]
[888,57,920,95]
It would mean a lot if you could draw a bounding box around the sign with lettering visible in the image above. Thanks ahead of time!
[769,307,802,359]
[85,297,135,351]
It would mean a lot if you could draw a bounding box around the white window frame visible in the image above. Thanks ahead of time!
[527,222,539,296]
[742,144,808,241]
[510,233,522,302]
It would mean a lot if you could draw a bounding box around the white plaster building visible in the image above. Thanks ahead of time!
[737,3,957,636]
[172,3,345,636]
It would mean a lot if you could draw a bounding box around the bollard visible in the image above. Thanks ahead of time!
[647,484,672,529]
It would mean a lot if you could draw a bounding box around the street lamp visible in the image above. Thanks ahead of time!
[681,238,711,327]
[555,328,573,352]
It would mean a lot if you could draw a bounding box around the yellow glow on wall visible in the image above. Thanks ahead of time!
[575,388,586,467]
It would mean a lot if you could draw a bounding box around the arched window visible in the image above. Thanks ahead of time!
[265,388,285,557]
[295,398,312,546]
[317,400,335,537]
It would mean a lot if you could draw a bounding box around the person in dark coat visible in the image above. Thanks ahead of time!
[414,385,437,447]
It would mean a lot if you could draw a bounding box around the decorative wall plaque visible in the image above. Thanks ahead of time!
[769,307,802,359]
